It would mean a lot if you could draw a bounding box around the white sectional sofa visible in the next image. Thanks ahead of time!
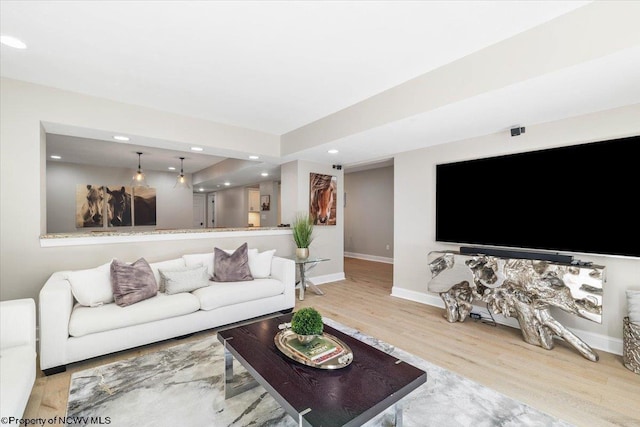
[0,298,36,419]
[39,250,295,375]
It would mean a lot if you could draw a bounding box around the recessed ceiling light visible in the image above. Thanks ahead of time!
[50,155,62,160]
[113,135,130,141]
[328,149,339,154]
[199,188,204,192]
[249,155,259,160]
[224,182,231,186]
[0,35,27,49]
[168,166,176,171]
[191,147,203,152]
[261,172,269,177]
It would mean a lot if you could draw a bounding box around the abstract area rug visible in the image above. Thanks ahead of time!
[67,318,571,427]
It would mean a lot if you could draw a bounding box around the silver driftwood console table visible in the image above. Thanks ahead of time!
[427,251,604,362]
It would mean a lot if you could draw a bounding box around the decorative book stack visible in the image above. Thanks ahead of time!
[286,336,344,364]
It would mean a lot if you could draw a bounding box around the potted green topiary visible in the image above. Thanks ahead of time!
[292,212,314,260]
[291,307,324,345]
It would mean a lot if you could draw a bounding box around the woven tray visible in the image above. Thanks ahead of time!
[623,317,640,374]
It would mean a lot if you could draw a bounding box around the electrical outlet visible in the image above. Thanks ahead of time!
[386,244,390,250]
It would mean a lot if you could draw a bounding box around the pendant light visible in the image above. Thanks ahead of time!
[174,157,191,189]
[131,152,149,188]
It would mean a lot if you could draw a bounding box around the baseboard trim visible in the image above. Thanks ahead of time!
[309,272,346,285]
[43,365,67,376]
[391,286,623,356]
[344,252,393,264]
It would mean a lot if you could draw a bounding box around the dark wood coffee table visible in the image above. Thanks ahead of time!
[217,314,427,426]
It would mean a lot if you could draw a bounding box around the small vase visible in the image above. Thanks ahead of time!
[296,247,309,260]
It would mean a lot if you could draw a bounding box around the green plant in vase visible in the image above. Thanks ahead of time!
[292,212,314,260]
[291,307,323,344]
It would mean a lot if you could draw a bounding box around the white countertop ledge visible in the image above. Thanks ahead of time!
[40,227,292,247]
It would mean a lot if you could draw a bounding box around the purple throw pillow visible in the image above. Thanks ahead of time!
[212,242,254,282]
[110,258,157,307]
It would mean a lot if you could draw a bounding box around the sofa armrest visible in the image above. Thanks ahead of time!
[0,298,36,352]
[39,272,74,370]
[271,256,296,306]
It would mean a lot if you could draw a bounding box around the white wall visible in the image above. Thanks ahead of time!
[212,183,281,228]
[281,160,345,281]
[259,181,280,227]
[0,78,344,302]
[214,187,248,228]
[393,104,640,350]
[47,161,193,232]
[344,166,394,262]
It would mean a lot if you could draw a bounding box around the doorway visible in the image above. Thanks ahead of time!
[193,193,206,228]
[207,193,216,228]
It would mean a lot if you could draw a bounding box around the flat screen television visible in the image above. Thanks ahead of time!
[435,135,640,259]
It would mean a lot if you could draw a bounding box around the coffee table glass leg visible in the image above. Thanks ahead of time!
[305,278,324,296]
[298,264,305,300]
[224,344,258,399]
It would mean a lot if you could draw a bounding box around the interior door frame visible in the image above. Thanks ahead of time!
[207,192,216,228]
[193,193,206,228]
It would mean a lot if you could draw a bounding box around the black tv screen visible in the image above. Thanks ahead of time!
[436,135,640,258]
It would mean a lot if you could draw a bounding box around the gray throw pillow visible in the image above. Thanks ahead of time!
[157,263,204,292]
[160,265,209,295]
[110,258,157,307]
[212,242,254,282]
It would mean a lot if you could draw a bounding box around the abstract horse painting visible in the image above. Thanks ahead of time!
[107,186,132,227]
[75,184,105,228]
[133,187,157,226]
[309,173,337,225]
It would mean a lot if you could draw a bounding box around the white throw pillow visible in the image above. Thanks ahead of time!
[248,249,276,279]
[67,262,113,307]
[160,265,210,295]
[149,258,185,289]
[627,290,640,325]
[183,253,215,277]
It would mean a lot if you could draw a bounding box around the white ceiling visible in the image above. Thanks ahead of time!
[291,44,640,167]
[2,0,639,179]
[46,134,281,191]
[46,134,226,173]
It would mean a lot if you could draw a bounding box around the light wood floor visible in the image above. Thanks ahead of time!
[25,258,640,426]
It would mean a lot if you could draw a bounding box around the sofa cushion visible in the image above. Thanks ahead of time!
[68,293,200,337]
[0,345,36,419]
[193,278,285,311]
[213,243,254,282]
[248,249,276,278]
[149,258,185,290]
[183,253,215,277]
[160,265,209,295]
[111,258,158,307]
[67,261,113,307]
